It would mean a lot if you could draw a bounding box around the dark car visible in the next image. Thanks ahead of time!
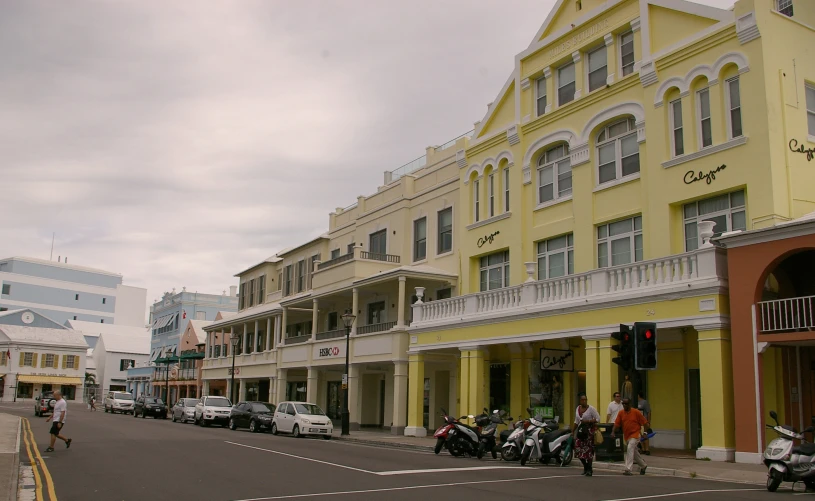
[133,396,167,419]
[229,402,276,433]
[34,392,56,417]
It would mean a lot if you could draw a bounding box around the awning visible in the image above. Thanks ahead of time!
[150,349,160,362]
[17,375,83,385]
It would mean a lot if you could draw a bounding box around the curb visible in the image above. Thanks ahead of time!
[335,436,435,453]
[7,417,20,501]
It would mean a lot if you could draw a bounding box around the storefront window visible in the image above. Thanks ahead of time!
[61,385,76,400]
[326,382,341,420]
[489,364,510,413]
[17,383,33,399]
[247,382,259,402]
[287,382,307,402]
[529,364,564,420]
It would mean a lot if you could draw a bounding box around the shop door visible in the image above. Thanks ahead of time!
[258,380,270,403]
[688,369,702,449]
[489,364,510,413]
[326,382,341,420]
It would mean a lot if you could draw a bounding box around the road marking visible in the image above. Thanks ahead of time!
[24,418,58,501]
[376,466,521,476]
[598,488,764,501]
[20,419,42,501]
[228,473,593,500]
[224,441,373,474]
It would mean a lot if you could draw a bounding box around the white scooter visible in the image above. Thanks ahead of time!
[764,410,815,492]
[519,409,573,467]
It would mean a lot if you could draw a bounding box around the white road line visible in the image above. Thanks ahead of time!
[224,441,373,474]
[376,466,521,476]
[228,473,592,501]
[598,488,764,501]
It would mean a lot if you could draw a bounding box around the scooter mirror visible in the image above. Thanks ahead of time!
[460,416,468,420]
[468,415,475,419]
[805,426,815,433]
[770,410,778,421]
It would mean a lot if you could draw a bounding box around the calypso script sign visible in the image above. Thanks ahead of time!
[540,349,574,371]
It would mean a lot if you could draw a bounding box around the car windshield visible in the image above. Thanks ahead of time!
[294,404,325,415]
[145,398,163,405]
[185,400,198,407]
[206,397,231,407]
[114,393,133,400]
[251,403,274,413]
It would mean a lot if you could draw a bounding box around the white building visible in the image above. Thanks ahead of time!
[0,256,147,327]
[0,309,87,402]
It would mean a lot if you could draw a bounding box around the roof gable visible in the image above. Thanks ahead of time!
[647,3,723,55]
[0,324,88,348]
[0,309,66,329]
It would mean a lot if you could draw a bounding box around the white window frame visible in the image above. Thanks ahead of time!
[595,118,639,185]
[488,173,495,217]
[479,251,510,291]
[437,207,453,255]
[619,31,635,77]
[45,354,55,368]
[536,77,547,117]
[805,82,815,138]
[23,352,33,367]
[597,216,643,268]
[697,88,713,149]
[330,248,340,260]
[413,216,427,262]
[557,62,576,106]
[725,77,743,140]
[537,144,572,205]
[504,169,510,213]
[776,0,793,17]
[473,179,480,223]
[587,45,608,93]
[65,355,77,369]
[683,190,746,251]
[670,98,684,157]
[536,234,574,280]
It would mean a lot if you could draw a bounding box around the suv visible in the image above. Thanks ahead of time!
[194,396,232,427]
[34,392,56,417]
[104,391,134,414]
[133,396,167,419]
[271,401,333,439]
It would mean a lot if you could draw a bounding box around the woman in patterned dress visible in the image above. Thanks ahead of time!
[571,393,600,476]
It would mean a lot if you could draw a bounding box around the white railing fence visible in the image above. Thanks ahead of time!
[758,296,815,333]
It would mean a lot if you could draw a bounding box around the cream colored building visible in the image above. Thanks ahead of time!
[201,134,465,433]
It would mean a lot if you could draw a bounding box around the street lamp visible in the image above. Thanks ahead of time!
[340,309,356,436]
[230,332,240,402]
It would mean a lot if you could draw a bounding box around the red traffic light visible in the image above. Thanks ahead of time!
[645,330,652,340]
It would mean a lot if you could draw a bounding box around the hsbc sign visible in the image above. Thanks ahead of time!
[317,345,343,358]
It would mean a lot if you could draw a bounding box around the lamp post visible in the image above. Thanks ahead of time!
[340,309,356,436]
[230,332,240,402]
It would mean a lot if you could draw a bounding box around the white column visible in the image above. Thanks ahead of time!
[243,323,248,354]
[307,367,319,403]
[254,320,259,352]
[220,330,226,357]
[396,276,406,328]
[392,361,408,434]
[273,316,280,349]
[239,379,247,401]
[276,369,287,403]
[266,318,272,351]
[281,308,288,343]
[312,299,319,337]
[351,288,359,336]
[228,327,234,357]
[202,380,210,396]
[269,377,275,403]
[348,364,362,430]
[205,330,210,358]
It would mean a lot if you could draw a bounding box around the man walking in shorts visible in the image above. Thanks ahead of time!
[45,391,72,452]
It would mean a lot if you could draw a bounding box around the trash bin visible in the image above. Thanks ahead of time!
[595,423,625,462]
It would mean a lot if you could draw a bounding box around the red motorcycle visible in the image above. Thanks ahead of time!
[433,408,458,455]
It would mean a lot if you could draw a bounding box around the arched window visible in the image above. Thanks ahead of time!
[537,144,572,204]
[596,118,639,185]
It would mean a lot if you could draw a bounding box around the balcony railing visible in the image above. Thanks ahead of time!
[758,296,815,333]
[317,252,354,270]
[284,334,312,345]
[316,329,346,341]
[412,247,721,327]
[360,251,400,264]
[358,321,397,335]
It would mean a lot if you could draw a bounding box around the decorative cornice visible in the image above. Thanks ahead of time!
[606,73,615,86]
[507,125,520,146]
[572,51,581,63]
[465,211,512,231]
[736,12,760,45]
[661,136,747,169]
[604,33,614,46]
[520,78,531,91]
[636,120,646,144]
[543,66,552,79]
[640,60,658,87]
[630,17,641,33]
[522,165,532,185]
[570,143,590,166]
[456,149,468,169]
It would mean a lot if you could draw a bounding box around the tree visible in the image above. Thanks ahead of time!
[84,372,96,386]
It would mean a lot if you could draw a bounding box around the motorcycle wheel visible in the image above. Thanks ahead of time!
[766,470,782,492]
[491,448,498,460]
[520,445,531,466]
[448,437,466,457]
[476,444,484,460]
[434,438,445,455]
[501,446,519,462]
[560,448,573,467]
[804,479,815,492]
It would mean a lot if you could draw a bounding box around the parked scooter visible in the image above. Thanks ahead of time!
[764,410,815,492]
[476,409,510,460]
[433,408,485,457]
[519,409,573,467]
[433,409,458,455]
[501,415,531,461]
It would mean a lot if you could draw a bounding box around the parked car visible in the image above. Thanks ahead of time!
[229,402,276,433]
[271,401,333,439]
[171,398,199,423]
[194,396,232,427]
[104,391,134,414]
[34,392,56,417]
[133,396,167,419]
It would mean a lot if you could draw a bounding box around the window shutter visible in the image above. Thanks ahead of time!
[62,355,67,369]
[32,353,38,367]
[54,355,60,369]
[18,353,24,366]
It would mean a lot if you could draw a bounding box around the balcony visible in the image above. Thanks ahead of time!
[758,296,815,333]
[312,247,402,291]
[317,252,354,270]
[358,321,397,335]
[360,251,400,264]
[284,334,312,345]
[411,247,726,328]
[316,329,346,341]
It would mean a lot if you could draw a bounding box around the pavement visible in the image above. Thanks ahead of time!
[0,414,19,501]
[0,402,792,501]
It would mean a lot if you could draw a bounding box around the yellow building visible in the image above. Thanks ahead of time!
[404,0,815,463]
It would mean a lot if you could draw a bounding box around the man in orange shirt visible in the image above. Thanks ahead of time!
[612,398,648,475]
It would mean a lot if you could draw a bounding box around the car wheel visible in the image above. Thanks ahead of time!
[249,420,258,433]
[229,418,237,431]
[203,420,210,427]
[142,411,146,419]
[172,413,177,422]
[271,423,278,435]
[292,425,301,438]
[133,410,137,418]
[322,435,332,440]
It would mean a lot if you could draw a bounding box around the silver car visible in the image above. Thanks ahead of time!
[171,398,199,423]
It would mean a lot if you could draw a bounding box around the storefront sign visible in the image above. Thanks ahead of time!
[546,19,609,61]
[533,406,555,419]
[477,231,500,248]
[790,139,815,161]
[540,349,573,371]
[684,164,726,185]
[318,346,342,358]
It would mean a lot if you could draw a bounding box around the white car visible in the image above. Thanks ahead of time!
[171,398,199,423]
[194,396,232,427]
[271,401,333,439]
[104,391,134,414]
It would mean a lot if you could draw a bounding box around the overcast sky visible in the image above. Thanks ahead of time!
[0,0,734,319]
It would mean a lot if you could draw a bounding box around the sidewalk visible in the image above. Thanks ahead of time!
[0,414,21,501]
[334,430,768,484]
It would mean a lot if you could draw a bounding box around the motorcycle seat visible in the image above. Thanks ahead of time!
[793,443,815,456]
[541,428,571,450]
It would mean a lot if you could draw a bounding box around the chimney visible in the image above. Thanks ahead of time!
[229,285,237,297]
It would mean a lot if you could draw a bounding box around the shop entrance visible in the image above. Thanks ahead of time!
[326,381,341,420]
[688,368,702,449]
[258,380,270,402]
[287,382,307,402]
[489,364,510,413]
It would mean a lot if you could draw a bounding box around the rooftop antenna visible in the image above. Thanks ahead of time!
[50,233,55,261]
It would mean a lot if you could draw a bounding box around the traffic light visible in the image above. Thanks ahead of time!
[634,322,657,370]
[611,324,633,371]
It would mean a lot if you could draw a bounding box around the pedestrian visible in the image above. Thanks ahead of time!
[606,392,623,423]
[611,398,648,476]
[89,396,96,412]
[637,392,652,455]
[45,390,72,453]
[571,393,600,476]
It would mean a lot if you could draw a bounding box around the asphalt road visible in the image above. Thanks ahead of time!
[0,403,788,501]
